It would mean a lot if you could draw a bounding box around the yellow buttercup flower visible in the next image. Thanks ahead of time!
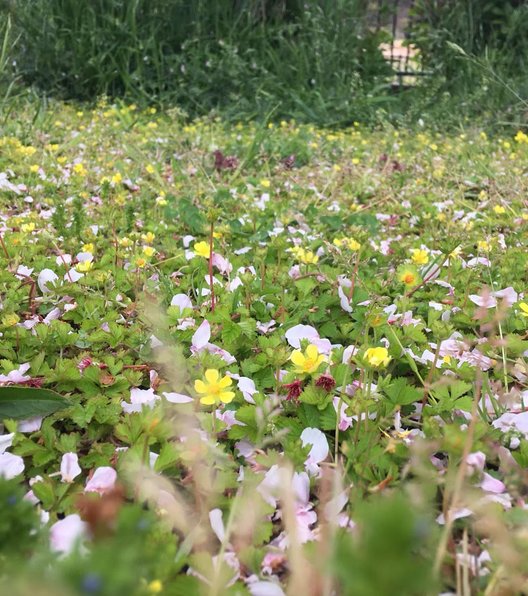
[2,313,20,327]
[519,302,528,317]
[291,246,318,265]
[515,130,528,144]
[141,232,155,244]
[147,580,163,594]
[142,245,156,257]
[82,243,94,253]
[135,257,147,268]
[194,369,235,405]
[20,223,35,233]
[493,205,506,215]
[364,347,391,368]
[410,249,429,265]
[333,237,361,251]
[76,260,94,273]
[260,179,271,188]
[398,267,418,286]
[72,163,87,176]
[194,241,211,259]
[290,344,326,375]
[477,240,491,252]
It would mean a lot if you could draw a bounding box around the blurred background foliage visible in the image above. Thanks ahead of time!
[0,0,527,126]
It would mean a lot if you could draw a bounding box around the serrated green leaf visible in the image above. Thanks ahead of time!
[384,378,422,406]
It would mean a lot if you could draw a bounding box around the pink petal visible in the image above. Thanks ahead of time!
[479,472,505,494]
[494,287,518,306]
[84,466,116,494]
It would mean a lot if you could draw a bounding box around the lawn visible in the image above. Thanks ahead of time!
[1,102,528,595]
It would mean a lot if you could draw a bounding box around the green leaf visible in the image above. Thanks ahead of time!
[0,387,68,420]
[300,385,327,405]
[384,378,422,406]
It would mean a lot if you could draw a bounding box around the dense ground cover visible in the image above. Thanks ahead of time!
[1,102,528,595]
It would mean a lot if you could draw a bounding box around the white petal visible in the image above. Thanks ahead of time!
[50,514,87,554]
[37,268,59,293]
[0,452,24,479]
[163,392,193,404]
[0,433,14,454]
[285,324,319,348]
[192,320,211,350]
[209,508,225,542]
[301,428,329,468]
[170,293,193,311]
[60,452,82,483]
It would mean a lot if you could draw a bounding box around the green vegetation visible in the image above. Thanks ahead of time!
[0,104,527,594]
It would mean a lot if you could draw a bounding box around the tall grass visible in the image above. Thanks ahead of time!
[407,0,528,126]
[1,0,392,125]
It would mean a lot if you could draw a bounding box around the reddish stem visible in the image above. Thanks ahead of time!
[209,221,215,312]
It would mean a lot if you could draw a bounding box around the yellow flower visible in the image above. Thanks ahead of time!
[300,250,318,265]
[2,313,20,327]
[364,347,391,368]
[290,344,326,375]
[29,164,39,173]
[194,369,235,405]
[477,240,491,252]
[111,172,122,185]
[72,163,87,176]
[147,580,163,594]
[398,267,418,286]
[260,179,271,188]
[333,237,361,251]
[194,241,211,259]
[76,260,94,273]
[519,302,528,317]
[410,249,429,265]
[156,196,167,206]
[292,246,318,265]
[135,257,147,268]
[515,130,528,144]
[493,205,506,215]
[141,232,155,244]
[146,164,155,174]
[82,243,94,253]
[142,245,156,257]
[20,223,35,233]
[119,237,132,248]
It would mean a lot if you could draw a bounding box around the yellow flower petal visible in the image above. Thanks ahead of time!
[205,369,219,384]
[200,395,216,405]
[290,350,305,366]
[305,344,319,360]
[218,376,232,389]
[219,391,235,404]
[194,380,207,393]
